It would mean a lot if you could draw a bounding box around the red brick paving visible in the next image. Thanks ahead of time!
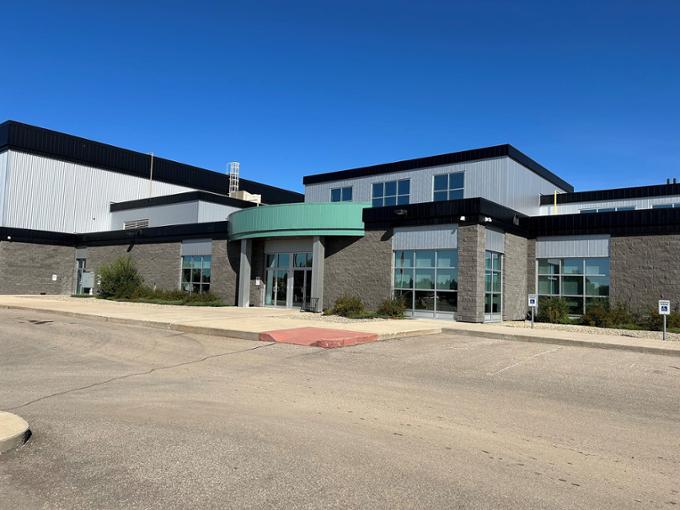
[258,327,379,349]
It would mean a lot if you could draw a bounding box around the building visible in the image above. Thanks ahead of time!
[1,120,679,321]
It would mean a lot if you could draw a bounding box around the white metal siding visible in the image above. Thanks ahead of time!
[392,224,458,250]
[4,150,193,233]
[197,201,241,223]
[0,151,7,226]
[485,227,505,253]
[181,239,213,256]
[305,156,564,215]
[110,201,200,230]
[536,235,610,258]
[538,195,680,215]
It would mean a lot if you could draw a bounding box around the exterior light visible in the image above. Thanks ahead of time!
[459,216,466,221]
[394,209,408,216]
[484,217,492,223]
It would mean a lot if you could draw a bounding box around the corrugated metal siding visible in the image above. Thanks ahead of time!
[485,227,505,253]
[305,157,561,215]
[0,150,7,226]
[181,239,213,256]
[536,235,610,258]
[392,224,458,250]
[197,201,240,223]
[4,150,192,233]
[538,195,680,215]
[264,238,313,253]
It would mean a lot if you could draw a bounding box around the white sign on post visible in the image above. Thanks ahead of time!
[659,300,671,315]
[528,294,538,308]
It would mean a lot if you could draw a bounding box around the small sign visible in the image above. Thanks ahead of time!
[528,294,538,308]
[51,274,58,281]
[255,277,262,286]
[659,300,671,315]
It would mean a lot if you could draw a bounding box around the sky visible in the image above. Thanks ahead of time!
[2,1,679,193]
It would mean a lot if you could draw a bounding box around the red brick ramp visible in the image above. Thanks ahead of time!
[259,327,379,349]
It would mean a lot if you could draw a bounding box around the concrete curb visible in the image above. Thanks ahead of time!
[0,412,30,454]
[442,328,680,357]
[0,304,441,344]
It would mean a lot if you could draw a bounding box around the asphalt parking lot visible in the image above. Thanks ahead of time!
[1,308,679,509]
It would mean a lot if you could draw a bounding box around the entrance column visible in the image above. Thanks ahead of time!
[238,238,252,307]
[457,224,486,322]
[311,236,325,312]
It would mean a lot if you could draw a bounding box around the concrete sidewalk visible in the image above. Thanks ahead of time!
[1,295,679,356]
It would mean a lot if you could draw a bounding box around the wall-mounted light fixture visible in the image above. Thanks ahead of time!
[484,217,492,223]
[459,216,466,221]
[394,209,408,216]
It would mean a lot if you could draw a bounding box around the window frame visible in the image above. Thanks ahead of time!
[372,179,410,207]
[432,171,465,202]
[330,186,353,202]
[181,255,212,294]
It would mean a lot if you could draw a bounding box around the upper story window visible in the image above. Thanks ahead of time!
[652,203,680,209]
[330,186,353,202]
[433,172,464,201]
[372,179,410,207]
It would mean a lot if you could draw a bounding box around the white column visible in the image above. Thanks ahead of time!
[311,236,325,312]
[237,239,252,307]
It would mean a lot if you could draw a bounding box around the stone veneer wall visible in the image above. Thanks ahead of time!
[526,239,536,295]
[0,241,75,295]
[456,224,486,323]
[88,243,181,292]
[210,240,240,305]
[610,234,680,312]
[502,232,529,321]
[323,230,392,311]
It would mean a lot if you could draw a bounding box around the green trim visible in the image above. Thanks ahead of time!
[229,202,368,240]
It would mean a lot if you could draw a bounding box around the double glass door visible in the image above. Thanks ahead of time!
[265,252,312,308]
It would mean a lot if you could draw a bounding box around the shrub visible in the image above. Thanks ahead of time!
[377,296,406,318]
[128,286,225,306]
[580,302,635,329]
[328,295,365,318]
[97,256,143,299]
[536,297,570,324]
[641,308,680,331]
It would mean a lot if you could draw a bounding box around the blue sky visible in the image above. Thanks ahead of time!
[2,1,679,193]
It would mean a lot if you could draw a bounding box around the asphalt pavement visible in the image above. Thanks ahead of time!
[1,308,679,509]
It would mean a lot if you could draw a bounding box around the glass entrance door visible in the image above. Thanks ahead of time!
[266,270,288,306]
[484,251,503,322]
[265,251,312,308]
[292,270,313,308]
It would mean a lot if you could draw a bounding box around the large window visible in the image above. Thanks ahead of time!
[485,251,502,319]
[181,255,211,293]
[330,186,353,202]
[537,257,609,315]
[372,179,410,207]
[393,249,458,318]
[433,172,464,202]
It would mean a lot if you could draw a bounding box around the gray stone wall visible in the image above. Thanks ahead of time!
[503,232,529,321]
[0,241,75,295]
[527,239,536,295]
[324,230,392,311]
[249,239,266,307]
[88,243,181,291]
[457,224,485,322]
[210,240,239,305]
[610,234,680,313]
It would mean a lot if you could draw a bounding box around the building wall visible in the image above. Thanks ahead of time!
[323,230,392,311]
[457,224,486,322]
[210,240,240,305]
[249,239,266,307]
[503,232,529,321]
[87,242,182,291]
[305,156,562,215]
[2,150,192,233]
[0,151,7,226]
[610,234,680,313]
[527,239,537,295]
[0,241,75,294]
[539,195,680,215]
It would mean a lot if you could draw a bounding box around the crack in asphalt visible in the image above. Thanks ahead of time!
[4,342,276,412]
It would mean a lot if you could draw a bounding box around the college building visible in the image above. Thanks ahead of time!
[1,120,679,322]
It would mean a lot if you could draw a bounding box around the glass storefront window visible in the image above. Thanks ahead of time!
[537,257,610,315]
[181,255,211,293]
[393,249,457,317]
[484,251,502,319]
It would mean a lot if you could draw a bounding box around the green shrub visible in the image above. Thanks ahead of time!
[536,297,570,324]
[328,295,365,318]
[377,296,406,318]
[127,286,225,306]
[641,308,680,331]
[97,256,143,299]
[581,302,635,329]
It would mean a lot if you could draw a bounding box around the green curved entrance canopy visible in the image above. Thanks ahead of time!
[228,202,368,240]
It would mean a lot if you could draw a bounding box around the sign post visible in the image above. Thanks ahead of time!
[659,300,671,341]
[528,294,538,329]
